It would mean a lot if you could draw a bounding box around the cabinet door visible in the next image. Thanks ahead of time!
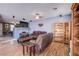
[54,23,64,37]
[0,23,2,36]
[54,22,69,44]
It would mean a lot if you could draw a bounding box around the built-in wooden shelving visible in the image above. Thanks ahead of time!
[71,3,79,56]
[74,11,79,17]
[54,22,70,44]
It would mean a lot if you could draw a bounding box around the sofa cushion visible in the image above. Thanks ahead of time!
[32,31,47,37]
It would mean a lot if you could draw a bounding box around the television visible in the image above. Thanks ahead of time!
[20,21,29,27]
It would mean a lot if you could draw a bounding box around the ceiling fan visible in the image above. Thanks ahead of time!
[35,13,42,19]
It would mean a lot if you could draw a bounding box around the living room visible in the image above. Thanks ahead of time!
[0,3,78,56]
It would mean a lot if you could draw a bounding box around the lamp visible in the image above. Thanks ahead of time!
[35,13,42,19]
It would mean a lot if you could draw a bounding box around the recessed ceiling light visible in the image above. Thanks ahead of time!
[13,16,15,18]
[22,18,25,20]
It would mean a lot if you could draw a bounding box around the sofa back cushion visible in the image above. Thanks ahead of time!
[32,31,47,37]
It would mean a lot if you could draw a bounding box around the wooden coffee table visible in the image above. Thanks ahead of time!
[21,42,35,56]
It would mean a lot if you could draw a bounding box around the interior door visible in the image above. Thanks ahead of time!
[0,23,3,36]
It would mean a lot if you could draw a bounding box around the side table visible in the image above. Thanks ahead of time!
[17,37,31,43]
[21,42,35,56]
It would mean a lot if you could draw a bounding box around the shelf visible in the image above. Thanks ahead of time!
[74,11,79,18]
[73,38,79,46]
[75,23,79,26]
[74,35,79,38]
[74,45,79,56]
[54,22,69,44]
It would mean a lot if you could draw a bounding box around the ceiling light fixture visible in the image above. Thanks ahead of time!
[35,16,40,19]
[35,13,40,19]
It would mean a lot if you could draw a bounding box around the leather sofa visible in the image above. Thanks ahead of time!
[31,31,47,37]
[17,31,47,43]
[30,33,53,54]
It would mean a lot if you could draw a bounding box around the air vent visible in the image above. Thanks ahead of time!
[59,15,62,17]
[53,8,57,10]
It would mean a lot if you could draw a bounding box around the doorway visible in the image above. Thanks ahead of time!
[3,23,14,37]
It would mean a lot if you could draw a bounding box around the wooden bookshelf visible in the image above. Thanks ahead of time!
[71,3,79,56]
[75,23,79,26]
[54,22,70,44]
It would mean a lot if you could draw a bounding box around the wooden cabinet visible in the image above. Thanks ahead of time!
[0,23,3,36]
[54,22,70,44]
[71,3,79,56]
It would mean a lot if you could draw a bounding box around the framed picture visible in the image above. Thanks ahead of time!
[38,23,43,27]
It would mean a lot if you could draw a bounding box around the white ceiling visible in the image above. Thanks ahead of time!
[0,3,72,22]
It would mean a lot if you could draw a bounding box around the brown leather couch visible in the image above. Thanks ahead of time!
[30,33,53,54]
[31,31,47,37]
[17,31,47,43]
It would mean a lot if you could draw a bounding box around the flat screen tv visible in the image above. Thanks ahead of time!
[20,21,29,27]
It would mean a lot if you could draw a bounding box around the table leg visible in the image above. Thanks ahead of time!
[29,47,32,56]
[23,45,25,56]
[33,46,35,56]
[26,46,28,52]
